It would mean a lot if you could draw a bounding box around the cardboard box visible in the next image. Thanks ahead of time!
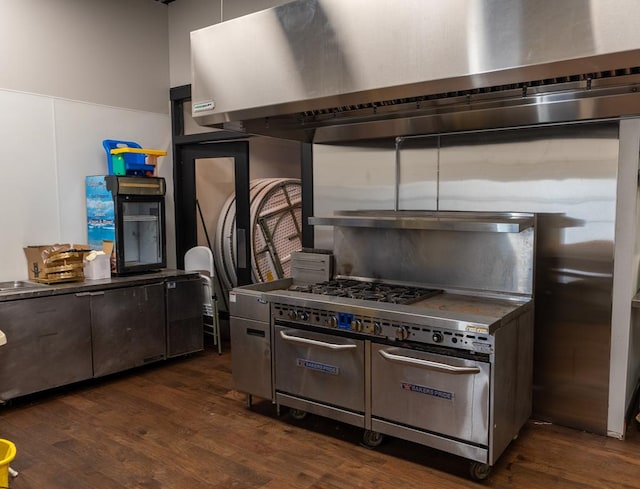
[83,241,114,280]
[23,244,91,282]
[23,244,68,281]
[83,254,111,280]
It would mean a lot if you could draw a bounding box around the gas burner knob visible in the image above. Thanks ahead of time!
[298,311,309,321]
[328,315,337,328]
[396,326,409,341]
[351,319,362,332]
[288,309,298,320]
[432,332,444,343]
[373,322,382,335]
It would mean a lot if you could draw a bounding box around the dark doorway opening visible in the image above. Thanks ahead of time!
[170,85,314,287]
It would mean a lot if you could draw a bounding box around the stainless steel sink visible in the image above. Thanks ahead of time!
[0,281,46,291]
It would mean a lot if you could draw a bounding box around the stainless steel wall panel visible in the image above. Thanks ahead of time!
[313,140,438,248]
[438,124,619,434]
[313,142,397,250]
[396,137,438,210]
[332,226,535,296]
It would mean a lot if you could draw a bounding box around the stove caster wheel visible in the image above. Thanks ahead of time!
[290,408,307,420]
[361,430,384,448]
[469,462,492,481]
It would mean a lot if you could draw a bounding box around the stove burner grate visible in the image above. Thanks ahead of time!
[291,279,442,305]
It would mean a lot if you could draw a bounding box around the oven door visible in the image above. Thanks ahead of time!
[371,343,490,445]
[274,325,365,413]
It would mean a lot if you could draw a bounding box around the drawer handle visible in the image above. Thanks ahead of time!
[75,291,105,297]
[247,328,265,337]
[378,350,480,375]
[279,331,357,351]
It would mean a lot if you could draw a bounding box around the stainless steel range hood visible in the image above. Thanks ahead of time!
[191,0,640,143]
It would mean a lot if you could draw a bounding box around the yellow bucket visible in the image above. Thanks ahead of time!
[0,439,16,488]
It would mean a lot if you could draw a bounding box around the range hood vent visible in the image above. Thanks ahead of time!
[191,0,640,143]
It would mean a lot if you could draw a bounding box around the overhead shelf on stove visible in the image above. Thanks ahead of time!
[308,210,535,233]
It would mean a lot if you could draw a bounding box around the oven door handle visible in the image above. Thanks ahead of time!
[279,331,358,351]
[378,350,481,375]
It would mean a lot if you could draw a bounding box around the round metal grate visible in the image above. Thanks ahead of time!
[214,178,302,292]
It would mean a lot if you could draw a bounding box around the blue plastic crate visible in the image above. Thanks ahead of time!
[102,139,156,176]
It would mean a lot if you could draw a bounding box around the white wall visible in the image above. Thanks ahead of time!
[0,0,172,281]
[168,0,221,88]
[54,99,173,260]
[0,0,170,114]
[0,0,299,280]
[609,119,640,438]
[0,91,59,281]
[0,90,171,281]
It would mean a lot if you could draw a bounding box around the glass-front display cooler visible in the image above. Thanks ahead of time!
[86,175,166,275]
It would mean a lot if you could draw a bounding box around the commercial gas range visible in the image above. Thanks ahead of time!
[229,211,536,481]
[276,278,500,349]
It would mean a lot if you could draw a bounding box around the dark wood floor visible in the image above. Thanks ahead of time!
[2,341,639,489]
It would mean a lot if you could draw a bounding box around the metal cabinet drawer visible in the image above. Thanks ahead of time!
[274,325,365,413]
[0,294,92,401]
[166,276,204,358]
[371,343,490,445]
[91,284,166,377]
[230,317,272,400]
